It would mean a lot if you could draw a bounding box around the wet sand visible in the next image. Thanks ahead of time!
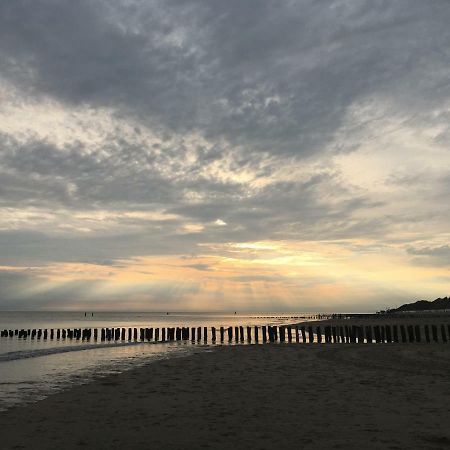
[1,344,450,449]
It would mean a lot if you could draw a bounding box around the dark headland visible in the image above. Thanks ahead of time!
[387,296,450,313]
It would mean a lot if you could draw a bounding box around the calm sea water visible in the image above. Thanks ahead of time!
[0,311,315,410]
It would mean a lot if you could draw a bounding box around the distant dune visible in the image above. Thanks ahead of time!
[390,297,450,313]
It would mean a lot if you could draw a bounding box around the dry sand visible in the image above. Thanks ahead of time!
[1,343,450,450]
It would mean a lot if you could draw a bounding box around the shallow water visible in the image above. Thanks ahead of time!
[0,311,314,410]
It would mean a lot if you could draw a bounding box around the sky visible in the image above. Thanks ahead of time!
[0,0,449,312]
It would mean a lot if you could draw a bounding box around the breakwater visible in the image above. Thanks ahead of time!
[1,323,450,343]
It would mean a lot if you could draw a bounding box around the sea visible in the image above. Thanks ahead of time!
[0,311,316,411]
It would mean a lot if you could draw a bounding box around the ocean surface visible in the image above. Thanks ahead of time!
[0,311,315,410]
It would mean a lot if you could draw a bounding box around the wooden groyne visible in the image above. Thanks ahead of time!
[1,323,450,344]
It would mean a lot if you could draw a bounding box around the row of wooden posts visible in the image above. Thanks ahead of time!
[1,323,450,344]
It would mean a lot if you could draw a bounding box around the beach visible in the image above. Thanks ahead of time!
[1,342,450,449]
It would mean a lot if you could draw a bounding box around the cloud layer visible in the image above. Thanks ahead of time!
[1,0,449,310]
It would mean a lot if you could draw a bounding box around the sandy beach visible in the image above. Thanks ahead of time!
[1,342,450,450]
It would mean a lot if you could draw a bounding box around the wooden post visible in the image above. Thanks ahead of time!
[234,326,239,342]
[121,328,126,340]
[295,326,300,343]
[301,326,307,343]
[400,325,407,343]
[344,326,349,343]
[262,326,267,343]
[191,327,196,342]
[414,325,421,343]
[357,326,364,344]
[176,327,181,340]
[365,326,372,343]
[424,325,430,343]
[380,326,385,343]
[268,326,274,343]
[287,326,292,343]
[197,326,202,341]
[392,325,398,343]
[407,325,415,342]
[316,326,322,344]
[273,326,278,342]
[204,327,207,342]
[374,326,381,343]
[255,326,259,343]
[385,325,392,343]
[308,326,314,343]
[441,325,447,343]
[227,327,232,342]
[212,327,216,342]
[431,325,438,342]
[246,326,251,342]
[279,326,285,343]
[220,326,224,342]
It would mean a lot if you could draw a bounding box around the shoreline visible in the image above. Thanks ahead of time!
[1,343,450,449]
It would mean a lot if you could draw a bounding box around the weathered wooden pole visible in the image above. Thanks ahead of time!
[316,326,322,344]
[273,326,278,342]
[204,327,207,342]
[234,326,239,342]
[227,326,232,342]
[407,325,414,342]
[380,326,385,343]
[121,328,126,340]
[279,326,285,343]
[374,325,381,343]
[262,326,267,343]
[424,325,430,343]
[400,325,407,343]
[441,324,447,343]
[392,325,398,343]
[220,326,225,342]
[197,326,202,341]
[212,327,216,342]
[385,325,392,343]
[246,326,251,342]
[155,328,159,342]
[414,325,421,343]
[287,326,293,343]
[254,326,259,343]
[431,324,438,342]
[301,326,307,343]
[191,327,196,342]
[268,326,274,342]
[308,326,314,343]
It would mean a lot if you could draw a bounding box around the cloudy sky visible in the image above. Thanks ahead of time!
[0,0,449,312]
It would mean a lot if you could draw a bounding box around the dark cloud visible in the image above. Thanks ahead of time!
[1,1,450,308]
[1,1,449,155]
